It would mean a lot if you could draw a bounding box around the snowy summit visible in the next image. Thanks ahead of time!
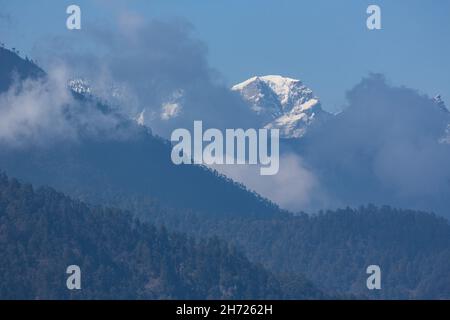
[232,75,331,138]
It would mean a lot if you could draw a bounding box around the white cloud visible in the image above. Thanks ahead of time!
[211,153,323,212]
[0,66,75,146]
[0,64,130,147]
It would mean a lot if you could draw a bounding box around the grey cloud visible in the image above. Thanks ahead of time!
[0,65,132,147]
[32,15,259,138]
[299,74,450,215]
[207,74,450,215]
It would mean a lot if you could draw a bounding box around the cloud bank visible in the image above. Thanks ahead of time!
[0,65,132,147]
[32,13,259,138]
[299,74,450,214]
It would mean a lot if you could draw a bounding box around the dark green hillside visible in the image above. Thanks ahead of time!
[148,205,450,299]
[0,172,323,299]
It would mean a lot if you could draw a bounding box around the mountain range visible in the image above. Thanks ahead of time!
[1,46,450,299]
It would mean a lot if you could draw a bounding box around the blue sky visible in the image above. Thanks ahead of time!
[1,0,450,112]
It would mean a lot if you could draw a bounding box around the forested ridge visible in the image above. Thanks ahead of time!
[125,199,450,299]
[0,172,324,299]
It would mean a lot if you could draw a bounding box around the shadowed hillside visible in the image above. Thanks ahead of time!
[0,172,324,299]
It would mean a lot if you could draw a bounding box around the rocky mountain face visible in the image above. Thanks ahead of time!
[232,75,331,138]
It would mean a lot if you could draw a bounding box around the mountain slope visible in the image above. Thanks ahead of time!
[0,47,283,219]
[0,46,44,93]
[232,75,331,138]
[0,172,324,299]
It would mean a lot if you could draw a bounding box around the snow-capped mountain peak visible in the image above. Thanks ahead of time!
[232,75,331,138]
[68,79,91,95]
[257,75,308,106]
